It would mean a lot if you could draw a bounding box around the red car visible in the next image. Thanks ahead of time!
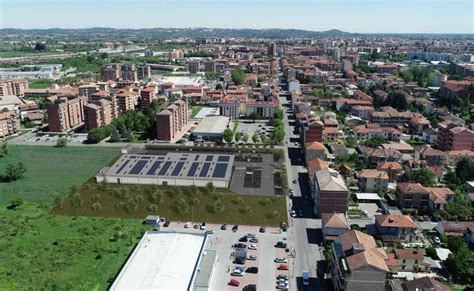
[277,264,289,270]
[228,279,241,287]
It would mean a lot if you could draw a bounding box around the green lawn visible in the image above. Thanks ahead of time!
[0,145,120,204]
[57,182,288,226]
[0,202,147,290]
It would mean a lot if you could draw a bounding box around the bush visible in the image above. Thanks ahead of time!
[56,137,68,147]
[91,202,101,211]
[1,162,27,182]
[148,204,159,212]
[9,197,25,209]
[425,246,439,260]
[135,195,144,203]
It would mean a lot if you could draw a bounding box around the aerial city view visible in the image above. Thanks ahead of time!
[0,0,473,290]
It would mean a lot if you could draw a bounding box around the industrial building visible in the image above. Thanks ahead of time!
[110,230,216,291]
[192,116,230,141]
[96,152,234,188]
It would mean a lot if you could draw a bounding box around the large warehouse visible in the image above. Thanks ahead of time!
[191,115,231,141]
[110,231,217,291]
[96,152,234,188]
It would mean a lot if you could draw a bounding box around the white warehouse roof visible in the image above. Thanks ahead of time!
[110,231,208,291]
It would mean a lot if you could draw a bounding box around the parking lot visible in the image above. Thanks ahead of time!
[236,121,274,144]
[15,131,88,145]
[164,222,289,290]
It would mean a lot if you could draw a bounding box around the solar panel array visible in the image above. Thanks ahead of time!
[108,152,233,180]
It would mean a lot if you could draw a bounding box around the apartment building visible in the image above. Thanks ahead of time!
[354,124,401,142]
[331,230,389,291]
[140,86,157,109]
[84,99,114,130]
[0,111,20,138]
[47,97,87,132]
[436,121,474,151]
[377,162,403,182]
[101,64,138,82]
[156,100,188,141]
[303,118,324,143]
[137,65,151,80]
[356,170,389,193]
[116,90,137,113]
[0,79,28,97]
[369,106,423,128]
[308,158,349,215]
[444,150,474,167]
[374,214,419,243]
[218,98,279,119]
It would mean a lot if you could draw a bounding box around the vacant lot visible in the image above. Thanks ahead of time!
[0,202,147,290]
[57,181,288,226]
[0,145,120,204]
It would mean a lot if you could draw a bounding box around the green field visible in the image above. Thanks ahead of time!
[0,145,120,204]
[0,202,147,290]
[57,181,288,226]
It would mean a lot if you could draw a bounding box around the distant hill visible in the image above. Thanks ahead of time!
[0,27,355,39]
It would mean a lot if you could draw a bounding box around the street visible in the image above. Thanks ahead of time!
[277,62,330,291]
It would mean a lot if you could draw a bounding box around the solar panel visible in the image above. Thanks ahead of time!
[171,162,184,176]
[218,156,230,162]
[129,160,148,175]
[141,156,151,160]
[194,155,200,161]
[146,161,162,175]
[187,162,199,176]
[115,160,130,174]
[205,155,213,162]
[199,163,211,177]
[129,155,137,158]
[158,161,172,176]
[212,163,228,178]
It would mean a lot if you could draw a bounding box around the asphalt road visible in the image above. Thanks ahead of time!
[277,67,329,291]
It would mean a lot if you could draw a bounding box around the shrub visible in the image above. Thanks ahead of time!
[148,204,159,212]
[91,202,101,211]
[135,195,144,203]
[56,138,68,147]
[9,197,25,209]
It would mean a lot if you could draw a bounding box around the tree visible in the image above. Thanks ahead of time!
[125,198,138,213]
[273,108,284,120]
[231,68,245,85]
[9,197,24,209]
[413,167,437,187]
[272,127,285,144]
[248,111,261,122]
[56,137,68,147]
[223,128,234,143]
[87,128,107,143]
[445,240,474,285]
[148,203,159,212]
[176,198,188,214]
[150,189,163,204]
[385,91,408,111]
[345,136,357,147]
[252,134,260,143]
[189,184,198,197]
[2,162,27,182]
[0,143,9,158]
[91,202,101,211]
[234,132,241,142]
[171,186,181,199]
[364,136,385,147]
[109,130,121,142]
[206,182,215,194]
[214,199,224,213]
[425,246,439,260]
[455,157,474,183]
[243,135,249,143]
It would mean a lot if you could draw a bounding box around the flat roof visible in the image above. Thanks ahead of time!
[193,249,217,287]
[110,231,208,291]
[192,116,230,136]
[194,107,221,119]
[356,193,382,200]
[101,152,234,181]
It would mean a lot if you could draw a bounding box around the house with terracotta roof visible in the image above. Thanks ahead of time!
[323,126,339,142]
[305,141,326,164]
[444,150,474,167]
[382,142,415,155]
[425,187,454,211]
[330,230,389,291]
[356,170,389,193]
[397,183,430,210]
[363,147,403,165]
[322,213,350,242]
[390,277,452,291]
[436,221,474,244]
[377,162,403,182]
[417,145,446,166]
[374,214,419,243]
[391,248,425,272]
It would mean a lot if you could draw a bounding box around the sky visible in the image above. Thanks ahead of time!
[0,0,473,33]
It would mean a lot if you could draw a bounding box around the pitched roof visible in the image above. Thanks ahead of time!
[398,183,429,194]
[322,213,349,229]
[375,214,417,229]
[357,170,389,180]
[346,248,390,272]
[307,158,328,176]
[401,277,451,291]
[339,230,377,253]
[305,141,325,151]
[394,248,423,260]
[377,161,403,171]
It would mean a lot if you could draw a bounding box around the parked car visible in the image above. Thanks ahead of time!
[274,257,288,263]
[247,255,257,260]
[228,279,240,286]
[302,271,310,286]
[277,274,288,280]
[278,278,288,284]
[184,222,191,228]
[246,267,259,273]
[243,284,257,291]
[246,233,256,239]
[163,221,170,227]
[259,226,266,233]
[249,238,259,243]
[200,222,206,230]
[278,264,289,270]
[433,236,441,245]
[277,282,289,289]
[239,236,248,242]
[193,224,199,229]
[292,179,297,184]
[290,210,297,218]
[234,243,247,249]
[234,258,246,265]
[275,241,287,248]
[221,224,228,230]
[248,244,258,250]
[232,224,239,232]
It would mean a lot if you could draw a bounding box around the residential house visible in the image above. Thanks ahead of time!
[363,147,403,165]
[305,141,326,164]
[425,187,455,211]
[374,214,419,243]
[444,150,474,167]
[392,249,425,272]
[331,230,389,291]
[377,162,403,182]
[436,221,474,244]
[395,277,451,291]
[417,145,446,166]
[422,127,437,145]
[356,170,389,193]
[322,213,350,242]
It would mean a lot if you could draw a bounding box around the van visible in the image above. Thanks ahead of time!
[302,271,310,286]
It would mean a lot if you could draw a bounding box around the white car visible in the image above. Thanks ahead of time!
[433,236,441,245]
[274,257,288,263]
[277,282,289,289]
[290,210,297,218]
[248,244,258,250]
[184,222,191,228]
